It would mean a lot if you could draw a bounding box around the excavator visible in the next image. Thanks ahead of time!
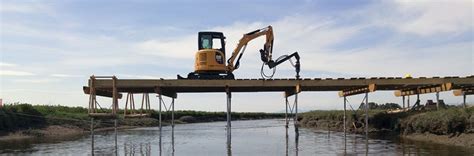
[177,25,300,80]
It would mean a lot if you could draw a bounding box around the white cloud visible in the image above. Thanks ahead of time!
[50,74,82,78]
[0,1,55,18]
[0,62,16,67]
[13,78,58,83]
[0,70,35,76]
[386,0,472,36]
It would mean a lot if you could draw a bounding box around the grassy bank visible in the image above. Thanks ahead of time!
[299,106,474,147]
[0,103,284,135]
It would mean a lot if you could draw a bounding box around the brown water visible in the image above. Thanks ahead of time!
[0,119,472,155]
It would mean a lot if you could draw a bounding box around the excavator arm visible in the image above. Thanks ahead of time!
[226,26,274,72]
[226,25,300,79]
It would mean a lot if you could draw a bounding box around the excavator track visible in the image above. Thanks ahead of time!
[178,72,234,80]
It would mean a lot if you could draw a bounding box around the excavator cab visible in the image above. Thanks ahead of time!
[178,32,234,79]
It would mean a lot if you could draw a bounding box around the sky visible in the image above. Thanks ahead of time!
[0,0,473,112]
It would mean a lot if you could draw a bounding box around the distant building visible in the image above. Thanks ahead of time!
[0,98,2,108]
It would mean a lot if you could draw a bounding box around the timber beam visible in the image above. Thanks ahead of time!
[394,83,452,97]
[154,87,178,98]
[338,84,376,97]
[453,87,474,96]
[83,86,123,99]
[284,84,301,97]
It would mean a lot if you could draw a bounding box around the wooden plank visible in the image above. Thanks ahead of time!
[394,83,452,97]
[453,87,474,96]
[83,77,474,94]
[338,84,376,97]
[83,87,123,99]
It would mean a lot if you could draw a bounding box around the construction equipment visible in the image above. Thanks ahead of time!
[178,25,300,79]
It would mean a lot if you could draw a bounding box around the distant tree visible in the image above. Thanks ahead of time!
[358,102,401,110]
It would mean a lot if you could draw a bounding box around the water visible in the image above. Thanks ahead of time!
[0,119,472,155]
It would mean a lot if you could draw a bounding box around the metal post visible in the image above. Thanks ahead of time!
[285,96,289,128]
[402,96,405,109]
[365,92,369,139]
[158,93,162,155]
[294,90,299,135]
[463,93,467,109]
[225,87,232,156]
[91,118,94,156]
[407,96,410,108]
[436,92,440,110]
[114,118,118,155]
[171,98,175,153]
[343,96,347,150]
[365,92,369,155]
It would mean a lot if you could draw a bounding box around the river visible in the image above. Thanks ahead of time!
[0,119,472,155]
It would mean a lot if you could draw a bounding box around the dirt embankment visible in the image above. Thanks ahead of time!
[402,133,474,147]
[299,108,474,148]
[0,125,141,142]
[0,125,85,142]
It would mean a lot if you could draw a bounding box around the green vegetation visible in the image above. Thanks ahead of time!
[300,106,474,136]
[401,107,474,135]
[0,103,284,134]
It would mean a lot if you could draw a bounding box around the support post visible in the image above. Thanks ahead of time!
[114,119,118,154]
[91,118,94,155]
[225,87,232,155]
[112,76,118,115]
[365,92,369,139]
[171,98,175,153]
[436,92,440,110]
[158,92,162,155]
[125,93,129,116]
[294,85,299,135]
[407,96,410,108]
[343,96,347,151]
[285,96,289,128]
[402,96,405,109]
[463,93,467,109]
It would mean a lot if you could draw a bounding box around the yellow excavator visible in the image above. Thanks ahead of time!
[178,25,300,79]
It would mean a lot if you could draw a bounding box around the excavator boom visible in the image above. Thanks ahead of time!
[226,26,274,72]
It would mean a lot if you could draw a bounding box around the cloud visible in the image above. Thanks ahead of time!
[0,62,16,67]
[50,74,82,78]
[0,70,35,76]
[372,0,473,36]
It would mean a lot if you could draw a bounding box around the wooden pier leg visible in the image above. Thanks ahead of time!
[125,93,129,116]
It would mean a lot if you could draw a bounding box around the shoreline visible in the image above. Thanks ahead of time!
[0,125,139,142]
[298,108,474,148]
[0,118,283,143]
[402,133,474,148]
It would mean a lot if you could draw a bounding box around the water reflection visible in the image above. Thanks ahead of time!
[124,142,151,156]
[3,119,474,155]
